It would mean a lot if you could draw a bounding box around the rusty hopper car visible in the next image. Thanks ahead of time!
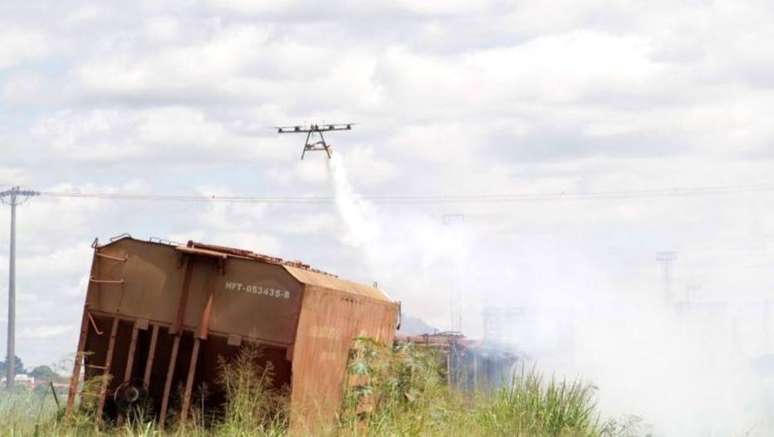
[65,236,399,431]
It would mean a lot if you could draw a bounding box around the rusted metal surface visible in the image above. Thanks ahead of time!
[395,332,521,392]
[186,241,329,275]
[284,265,391,301]
[95,252,128,262]
[290,285,398,432]
[159,334,180,430]
[173,257,194,334]
[198,291,214,340]
[123,323,139,384]
[180,338,201,423]
[66,306,90,415]
[97,317,120,419]
[88,313,104,335]
[142,324,159,389]
[68,236,399,431]
[396,332,465,349]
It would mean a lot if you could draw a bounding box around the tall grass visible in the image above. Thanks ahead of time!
[0,387,61,436]
[0,340,641,436]
[476,370,602,436]
[337,337,640,437]
[212,344,288,437]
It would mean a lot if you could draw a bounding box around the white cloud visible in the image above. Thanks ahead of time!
[30,107,285,164]
[1,72,51,104]
[74,24,271,96]
[18,324,71,340]
[0,28,50,69]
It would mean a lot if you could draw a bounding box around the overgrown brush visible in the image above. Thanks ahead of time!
[0,387,61,436]
[339,337,451,436]
[475,369,601,436]
[0,339,641,436]
[213,344,289,437]
[338,337,640,437]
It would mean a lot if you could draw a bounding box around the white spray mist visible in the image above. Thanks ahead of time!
[326,151,470,325]
[324,151,772,436]
[326,152,380,248]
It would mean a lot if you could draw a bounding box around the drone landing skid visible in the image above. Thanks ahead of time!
[301,143,333,160]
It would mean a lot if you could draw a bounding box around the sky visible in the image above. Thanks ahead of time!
[2,0,774,394]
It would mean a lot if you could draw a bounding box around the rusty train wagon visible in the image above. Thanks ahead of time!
[66,236,399,430]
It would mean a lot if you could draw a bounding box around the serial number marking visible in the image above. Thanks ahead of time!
[224,281,291,299]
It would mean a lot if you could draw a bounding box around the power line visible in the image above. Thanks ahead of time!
[36,182,774,205]
[39,192,329,203]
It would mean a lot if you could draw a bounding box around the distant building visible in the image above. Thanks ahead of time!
[0,374,36,388]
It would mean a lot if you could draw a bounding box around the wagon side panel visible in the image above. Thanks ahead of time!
[289,286,399,432]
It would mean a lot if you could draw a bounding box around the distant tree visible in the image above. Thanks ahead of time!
[0,355,24,374]
[29,365,58,381]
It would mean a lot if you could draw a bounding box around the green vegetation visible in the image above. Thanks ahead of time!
[337,337,641,437]
[0,355,25,375]
[0,340,641,436]
[28,366,62,383]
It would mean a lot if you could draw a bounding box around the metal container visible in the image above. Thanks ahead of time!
[396,332,521,392]
[65,236,399,431]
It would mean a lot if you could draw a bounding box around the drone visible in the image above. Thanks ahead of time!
[276,123,354,159]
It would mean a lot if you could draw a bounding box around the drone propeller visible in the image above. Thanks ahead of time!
[276,122,354,159]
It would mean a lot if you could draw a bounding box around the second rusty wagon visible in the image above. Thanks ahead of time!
[65,236,399,430]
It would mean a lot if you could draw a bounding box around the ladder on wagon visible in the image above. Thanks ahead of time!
[65,243,128,419]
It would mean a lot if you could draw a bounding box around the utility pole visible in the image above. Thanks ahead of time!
[0,187,38,389]
[656,251,677,307]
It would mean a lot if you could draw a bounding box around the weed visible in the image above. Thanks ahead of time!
[0,339,641,437]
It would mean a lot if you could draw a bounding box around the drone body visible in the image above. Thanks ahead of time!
[276,123,353,159]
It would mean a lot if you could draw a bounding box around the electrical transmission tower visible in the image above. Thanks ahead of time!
[656,251,677,307]
[0,187,39,388]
